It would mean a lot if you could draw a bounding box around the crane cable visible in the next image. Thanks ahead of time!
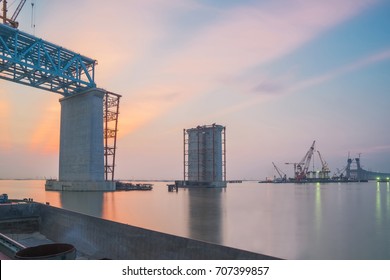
[30,0,35,34]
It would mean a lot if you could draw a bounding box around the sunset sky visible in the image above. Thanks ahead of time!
[1,0,390,180]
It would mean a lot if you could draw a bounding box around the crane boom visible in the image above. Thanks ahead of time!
[302,140,316,175]
[272,162,287,182]
[11,0,26,21]
[317,150,329,171]
[292,140,316,180]
[272,162,285,179]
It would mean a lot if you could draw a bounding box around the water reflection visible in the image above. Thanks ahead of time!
[315,183,322,233]
[3,180,390,259]
[60,191,104,218]
[375,182,390,229]
[376,182,381,224]
[186,188,225,244]
[388,182,390,210]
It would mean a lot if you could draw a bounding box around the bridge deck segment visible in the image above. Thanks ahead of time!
[0,23,96,96]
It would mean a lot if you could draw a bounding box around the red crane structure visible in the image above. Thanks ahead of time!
[286,140,316,181]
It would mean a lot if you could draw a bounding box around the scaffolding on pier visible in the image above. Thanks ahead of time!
[103,91,121,181]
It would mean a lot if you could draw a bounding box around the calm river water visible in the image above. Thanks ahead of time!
[1,180,389,259]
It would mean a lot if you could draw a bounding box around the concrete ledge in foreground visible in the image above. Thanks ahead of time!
[0,203,280,260]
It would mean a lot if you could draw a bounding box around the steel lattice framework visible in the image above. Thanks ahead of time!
[104,91,121,181]
[0,23,96,96]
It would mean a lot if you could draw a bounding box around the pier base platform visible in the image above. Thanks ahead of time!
[45,180,115,192]
[175,180,227,188]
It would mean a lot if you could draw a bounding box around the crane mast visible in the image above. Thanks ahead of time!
[1,1,6,24]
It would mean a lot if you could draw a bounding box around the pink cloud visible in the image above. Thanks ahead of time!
[28,0,378,137]
[113,0,378,129]
[207,47,390,119]
[114,1,368,135]
[2,0,383,179]
[290,48,390,93]
[162,0,377,82]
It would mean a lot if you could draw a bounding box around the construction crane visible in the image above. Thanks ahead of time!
[298,140,316,180]
[1,0,27,28]
[272,162,287,182]
[317,150,327,170]
[332,167,346,180]
[286,141,316,181]
[317,150,331,179]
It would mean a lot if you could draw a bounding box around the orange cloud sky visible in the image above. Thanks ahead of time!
[2,0,387,179]
[28,100,60,155]
[0,92,12,150]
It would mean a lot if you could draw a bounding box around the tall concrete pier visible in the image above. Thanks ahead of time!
[46,89,115,191]
[0,23,118,191]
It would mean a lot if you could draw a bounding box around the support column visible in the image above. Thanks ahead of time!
[46,88,115,191]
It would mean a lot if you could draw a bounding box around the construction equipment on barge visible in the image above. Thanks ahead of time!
[272,162,287,183]
[263,141,344,183]
[261,140,390,184]
[115,182,153,191]
[285,140,316,182]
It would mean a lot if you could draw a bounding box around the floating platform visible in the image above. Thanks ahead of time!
[227,180,243,183]
[45,179,116,192]
[45,180,152,192]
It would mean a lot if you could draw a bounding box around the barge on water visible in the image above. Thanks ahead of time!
[259,178,368,184]
[115,181,153,191]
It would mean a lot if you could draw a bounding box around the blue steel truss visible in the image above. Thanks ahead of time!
[0,23,96,96]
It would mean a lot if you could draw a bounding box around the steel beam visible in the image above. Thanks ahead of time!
[0,23,96,96]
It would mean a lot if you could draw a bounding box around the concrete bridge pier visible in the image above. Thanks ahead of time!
[46,88,115,191]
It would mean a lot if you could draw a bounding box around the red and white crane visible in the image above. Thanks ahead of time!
[286,140,316,181]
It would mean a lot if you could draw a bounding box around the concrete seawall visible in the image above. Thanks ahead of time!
[0,203,279,260]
